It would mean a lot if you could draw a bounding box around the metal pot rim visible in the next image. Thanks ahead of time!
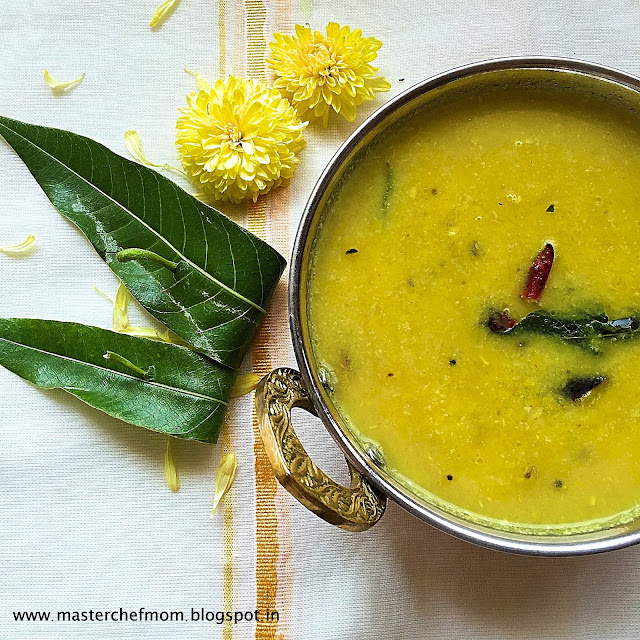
[288,56,640,556]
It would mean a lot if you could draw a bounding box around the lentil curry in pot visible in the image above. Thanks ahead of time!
[307,75,640,534]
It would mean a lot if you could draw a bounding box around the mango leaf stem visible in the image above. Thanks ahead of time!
[116,248,178,272]
[103,350,150,379]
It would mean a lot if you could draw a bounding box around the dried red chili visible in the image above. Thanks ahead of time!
[521,243,555,301]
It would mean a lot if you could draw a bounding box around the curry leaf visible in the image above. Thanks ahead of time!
[0,319,234,443]
[512,311,640,343]
[561,375,606,401]
[490,310,640,353]
[0,116,286,370]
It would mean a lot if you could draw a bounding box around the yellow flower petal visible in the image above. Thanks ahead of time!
[124,130,164,169]
[93,285,114,304]
[43,69,85,93]
[0,234,35,255]
[230,373,260,398]
[124,130,187,178]
[267,22,390,125]
[149,0,181,28]
[369,76,392,92]
[211,452,238,516]
[184,67,212,91]
[164,436,180,492]
[97,281,190,347]
[120,325,192,347]
[113,282,131,331]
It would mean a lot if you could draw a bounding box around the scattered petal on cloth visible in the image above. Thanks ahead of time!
[112,282,130,332]
[230,373,260,398]
[96,282,190,346]
[149,0,181,28]
[124,130,187,177]
[164,436,180,492]
[0,234,35,255]
[211,452,237,516]
[43,69,85,93]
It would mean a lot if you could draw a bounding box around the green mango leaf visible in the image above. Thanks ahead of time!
[0,319,234,442]
[0,116,286,370]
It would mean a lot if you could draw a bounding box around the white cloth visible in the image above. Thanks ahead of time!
[3,1,640,638]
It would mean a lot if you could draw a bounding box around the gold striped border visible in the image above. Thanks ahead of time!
[247,198,280,640]
[264,1,294,631]
[218,2,292,637]
[245,0,268,78]
[221,419,235,640]
[244,1,281,637]
[218,3,234,640]
[218,0,226,77]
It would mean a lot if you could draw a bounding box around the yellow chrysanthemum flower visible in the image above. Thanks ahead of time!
[176,75,307,203]
[268,23,391,126]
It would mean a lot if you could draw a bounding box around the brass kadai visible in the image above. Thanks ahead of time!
[255,58,640,555]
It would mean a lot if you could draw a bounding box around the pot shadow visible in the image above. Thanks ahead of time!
[379,500,637,638]
[286,407,640,637]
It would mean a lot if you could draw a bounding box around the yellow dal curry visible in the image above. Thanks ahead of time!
[307,81,640,533]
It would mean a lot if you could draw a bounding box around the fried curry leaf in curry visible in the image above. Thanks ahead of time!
[488,310,640,352]
[561,375,606,402]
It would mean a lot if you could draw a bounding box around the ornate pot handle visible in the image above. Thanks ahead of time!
[255,367,387,531]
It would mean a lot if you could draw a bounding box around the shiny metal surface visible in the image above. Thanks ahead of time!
[255,367,386,531]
